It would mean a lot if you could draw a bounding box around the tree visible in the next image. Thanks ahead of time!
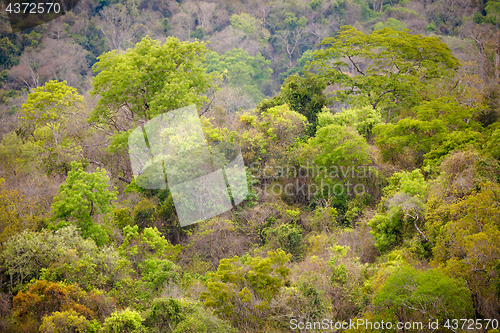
[101,308,147,333]
[373,266,473,323]
[90,36,217,154]
[0,132,40,182]
[12,280,102,332]
[308,124,372,175]
[0,37,18,69]
[429,181,500,318]
[94,4,138,52]
[50,161,117,245]
[374,97,481,168]
[279,73,327,134]
[311,26,460,121]
[19,80,87,175]
[21,80,84,146]
[317,104,382,142]
[172,301,237,333]
[205,48,273,102]
[0,178,43,243]
[0,226,128,293]
[39,310,91,333]
[237,104,308,184]
[368,170,430,253]
[200,249,291,329]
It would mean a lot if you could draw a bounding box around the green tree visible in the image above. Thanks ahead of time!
[21,81,83,140]
[101,308,147,333]
[91,36,217,152]
[429,181,500,318]
[373,266,473,322]
[19,80,86,174]
[238,104,308,180]
[373,18,407,31]
[50,162,117,245]
[0,132,40,182]
[368,169,429,253]
[374,97,481,168]
[318,104,382,141]
[172,301,237,333]
[0,37,18,68]
[39,310,91,333]
[12,280,103,332]
[279,73,327,134]
[311,26,460,121]
[229,13,270,47]
[205,48,272,102]
[200,250,291,329]
[143,297,184,332]
[308,124,372,171]
[0,226,129,292]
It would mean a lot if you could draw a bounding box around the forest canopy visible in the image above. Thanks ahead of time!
[1,0,500,332]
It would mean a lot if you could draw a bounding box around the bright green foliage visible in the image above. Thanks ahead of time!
[172,301,237,333]
[0,132,40,181]
[119,225,182,263]
[230,13,270,46]
[300,123,373,213]
[424,129,483,168]
[485,126,500,159]
[21,80,84,139]
[50,161,117,245]
[369,170,429,252]
[328,245,350,285]
[205,48,272,102]
[373,266,473,322]
[382,169,428,199]
[144,297,184,332]
[264,223,303,257]
[374,97,481,167]
[279,73,327,134]
[308,124,372,172]
[101,308,147,333]
[373,18,407,31]
[318,105,382,141]
[19,80,86,174]
[12,280,108,332]
[91,36,216,151]
[39,310,90,333]
[430,182,500,318]
[311,26,459,120]
[118,225,181,296]
[0,226,129,292]
[238,104,308,176]
[200,250,291,328]
[369,208,405,253]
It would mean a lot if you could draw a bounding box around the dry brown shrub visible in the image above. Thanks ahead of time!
[335,217,379,264]
[180,217,251,269]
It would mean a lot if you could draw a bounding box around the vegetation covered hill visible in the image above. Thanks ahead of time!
[1,0,500,332]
